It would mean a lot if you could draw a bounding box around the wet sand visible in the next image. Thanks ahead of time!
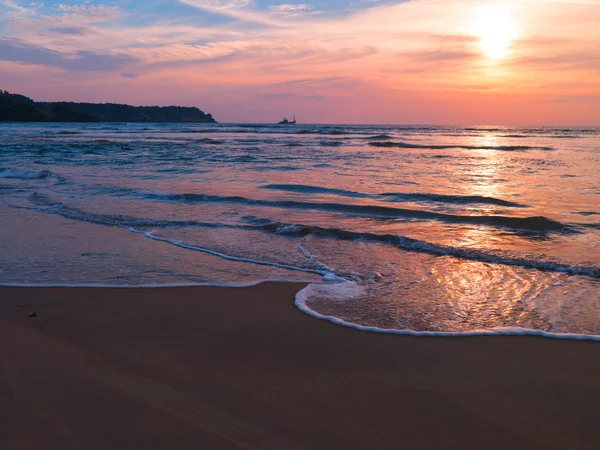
[1,283,599,450]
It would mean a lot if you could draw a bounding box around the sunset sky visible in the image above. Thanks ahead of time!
[1,0,599,124]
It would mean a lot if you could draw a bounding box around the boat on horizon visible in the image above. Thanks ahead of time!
[277,115,296,125]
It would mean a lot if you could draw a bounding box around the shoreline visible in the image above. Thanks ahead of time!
[3,281,600,341]
[1,282,599,449]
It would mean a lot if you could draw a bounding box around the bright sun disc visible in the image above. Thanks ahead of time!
[471,5,517,59]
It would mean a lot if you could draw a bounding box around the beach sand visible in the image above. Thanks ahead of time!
[1,283,599,450]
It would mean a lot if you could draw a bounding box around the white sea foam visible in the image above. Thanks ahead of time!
[4,279,600,341]
[322,273,347,284]
[295,284,600,341]
[126,227,329,277]
[276,224,304,235]
[298,243,362,282]
[298,242,335,273]
[297,280,366,302]
[0,169,51,180]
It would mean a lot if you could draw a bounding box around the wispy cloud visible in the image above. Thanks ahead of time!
[0,37,136,71]
[1,0,27,13]
[177,0,282,26]
[50,4,121,24]
[48,26,100,36]
[0,0,42,17]
[1,0,599,124]
[268,4,322,17]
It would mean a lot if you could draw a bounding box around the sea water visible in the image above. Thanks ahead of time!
[1,123,599,337]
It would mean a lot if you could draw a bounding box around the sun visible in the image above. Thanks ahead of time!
[471,5,517,59]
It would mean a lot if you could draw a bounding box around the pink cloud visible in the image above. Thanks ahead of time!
[1,0,599,124]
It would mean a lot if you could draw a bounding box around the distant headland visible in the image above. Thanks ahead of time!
[0,90,217,123]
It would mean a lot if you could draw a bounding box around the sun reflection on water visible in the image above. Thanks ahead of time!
[463,133,505,210]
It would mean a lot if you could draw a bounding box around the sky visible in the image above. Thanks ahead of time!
[1,0,599,124]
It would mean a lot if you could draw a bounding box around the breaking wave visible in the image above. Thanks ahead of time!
[0,168,63,180]
[260,184,528,207]
[369,141,553,151]
[26,193,600,279]
[294,285,600,341]
[140,191,567,232]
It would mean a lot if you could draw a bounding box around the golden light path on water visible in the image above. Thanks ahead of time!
[466,134,503,209]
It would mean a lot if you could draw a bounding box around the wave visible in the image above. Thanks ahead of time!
[498,133,580,140]
[198,138,223,145]
[463,127,504,132]
[320,140,343,146]
[126,227,328,277]
[258,220,598,277]
[177,128,354,136]
[168,127,334,136]
[253,165,301,171]
[382,192,527,207]
[295,284,600,341]
[141,191,562,232]
[0,168,63,180]
[180,129,214,134]
[262,184,365,198]
[260,184,528,208]
[367,134,393,140]
[26,194,599,279]
[369,141,553,151]
[28,193,223,228]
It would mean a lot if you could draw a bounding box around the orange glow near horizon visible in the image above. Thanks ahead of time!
[0,0,599,124]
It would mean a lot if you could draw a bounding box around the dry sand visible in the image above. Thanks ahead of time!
[1,283,599,450]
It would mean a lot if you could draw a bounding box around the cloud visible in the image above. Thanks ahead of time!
[275,77,351,88]
[0,37,136,71]
[1,0,599,124]
[51,4,121,24]
[252,92,298,100]
[0,0,41,17]
[183,0,250,9]
[177,0,279,25]
[48,26,99,36]
[3,3,121,46]
[1,0,27,13]
[249,91,326,102]
[268,4,322,17]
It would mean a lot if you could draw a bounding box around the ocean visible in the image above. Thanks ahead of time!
[1,122,599,338]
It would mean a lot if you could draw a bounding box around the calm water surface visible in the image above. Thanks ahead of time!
[1,123,599,336]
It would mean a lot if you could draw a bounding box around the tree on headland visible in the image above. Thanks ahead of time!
[51,103,99,122]
[0,90,47,121]
[0,90,217,123]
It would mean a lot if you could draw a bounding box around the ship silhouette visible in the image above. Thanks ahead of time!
[277,115,296,125]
